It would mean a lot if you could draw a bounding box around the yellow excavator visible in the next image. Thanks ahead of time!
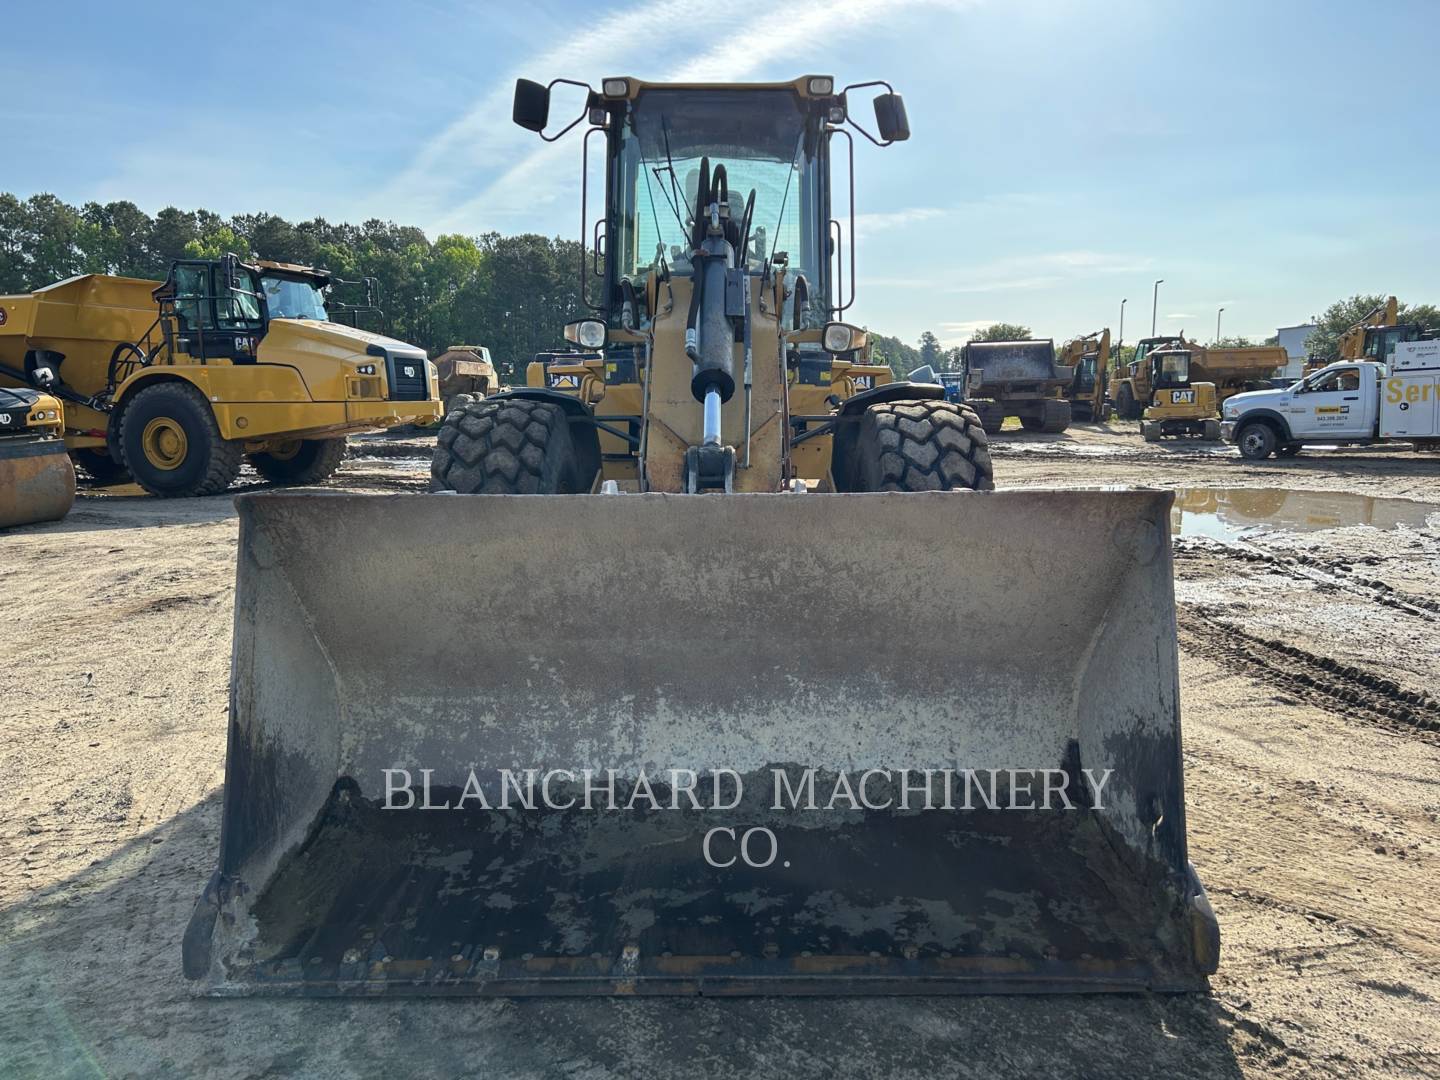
[1303,296,1427,375]
[0,387,75,528]
[1058,328,1111,422]
[184,75,1218,997]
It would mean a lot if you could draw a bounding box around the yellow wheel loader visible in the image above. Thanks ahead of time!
[0,260,441,498]
[0,387,75,528]
[184,75,1219,997]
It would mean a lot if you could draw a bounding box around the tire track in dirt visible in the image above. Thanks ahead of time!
[1178,608,1440,736]
[1175,539,1440,619]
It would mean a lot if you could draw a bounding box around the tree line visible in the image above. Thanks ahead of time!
[2,193,1432,382]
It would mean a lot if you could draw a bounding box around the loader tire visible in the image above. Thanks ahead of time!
[431,397,587,494]
[851,399,994,492]
[248,438,347,484]
[1276,443,1302,458]
[72,448,130,485]
[1020,398,1070,434]
[119,382,242,498]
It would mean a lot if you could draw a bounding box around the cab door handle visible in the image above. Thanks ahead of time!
[1343,395,1359,401]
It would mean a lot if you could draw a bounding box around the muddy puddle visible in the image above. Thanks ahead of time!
[1172,487,1439,542]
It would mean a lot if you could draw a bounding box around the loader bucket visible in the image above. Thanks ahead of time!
[0,438,75,529]
[185,488,1219,996]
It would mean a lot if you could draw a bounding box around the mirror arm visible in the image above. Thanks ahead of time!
[535,78,596,143]
[839,79,898,147]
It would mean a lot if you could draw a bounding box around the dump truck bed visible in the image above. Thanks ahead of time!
[963,340,1073,395]
[1191,346,1287,384]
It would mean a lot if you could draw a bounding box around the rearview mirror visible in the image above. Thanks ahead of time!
[513,79,551,133]
[874,93,910,142]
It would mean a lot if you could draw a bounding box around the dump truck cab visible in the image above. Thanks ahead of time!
[0,259,440,497]
[1139,347,1221,441]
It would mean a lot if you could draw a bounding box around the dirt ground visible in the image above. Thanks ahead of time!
[3,422,1439,1079]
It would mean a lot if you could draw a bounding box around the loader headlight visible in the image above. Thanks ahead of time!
[356,363,377,376]
[602,78,630,97]
[806,76,835,96]
[566,318,608,350]
[822,321,866,354]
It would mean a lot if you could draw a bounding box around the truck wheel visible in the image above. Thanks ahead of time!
[1236,421,1278,460]
[1116,385,1138,420]
[1141,421,1161,443]
[72,448,130,485]
[850,400,994,492]
[119,382,242,497]
[431,397,588,494]
[248,438,347,484]
[1202,420,1222,442]
[1276,443,1302,458]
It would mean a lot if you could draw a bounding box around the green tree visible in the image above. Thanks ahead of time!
[917,330,943,369]
[970,322,1032,342]
[1212,336,1257,348]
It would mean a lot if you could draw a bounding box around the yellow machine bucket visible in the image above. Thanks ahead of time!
[0,437,75,529]
[184,488,1218,996]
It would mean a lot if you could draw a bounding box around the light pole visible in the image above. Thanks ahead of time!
[1215,307,1224,344]
[1119,298,1127,352]
[1151,279,1164,336]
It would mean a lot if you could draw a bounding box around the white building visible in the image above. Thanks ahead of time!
[1276,323,1318,379]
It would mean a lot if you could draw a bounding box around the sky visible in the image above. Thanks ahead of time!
[2,0,1436,347]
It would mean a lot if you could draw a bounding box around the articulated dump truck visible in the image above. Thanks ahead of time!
[185,75,1219,997]
[0,261,441,497]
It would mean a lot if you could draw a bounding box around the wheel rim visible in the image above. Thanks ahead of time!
[141,417,189,470]
[266,440,303,461]
[1241,430,1265,455]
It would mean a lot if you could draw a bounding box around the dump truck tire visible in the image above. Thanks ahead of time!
[248,438,348,485]
[72,448,130,485]
[119,382,243,498]
[853,399,994,492]
[431,397,586,494]
[1236,421,1277,460]
[1021,399,1070,434]
[1116,385,1138,420]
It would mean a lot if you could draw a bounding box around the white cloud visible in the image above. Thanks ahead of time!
[853,207,946,238]
[942,250,1151,294]
[1166,312,1198,319]
[373,0,978,233]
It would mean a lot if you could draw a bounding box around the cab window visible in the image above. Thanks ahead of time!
[1307,366,1360,393]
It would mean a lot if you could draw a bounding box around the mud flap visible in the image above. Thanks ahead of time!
[0,438,75,528]
[186,488,1218,995]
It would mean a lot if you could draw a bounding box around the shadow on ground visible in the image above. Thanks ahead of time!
[1,793,1246,1079]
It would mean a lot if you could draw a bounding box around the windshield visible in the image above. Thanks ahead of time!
[262,275,330,321]
[1156,352,1190,384]
[610,88,824,326]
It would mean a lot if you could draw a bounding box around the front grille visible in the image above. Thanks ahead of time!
[386,354,429,401]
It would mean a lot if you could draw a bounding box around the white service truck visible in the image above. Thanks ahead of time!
[1221,341,1439,459]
